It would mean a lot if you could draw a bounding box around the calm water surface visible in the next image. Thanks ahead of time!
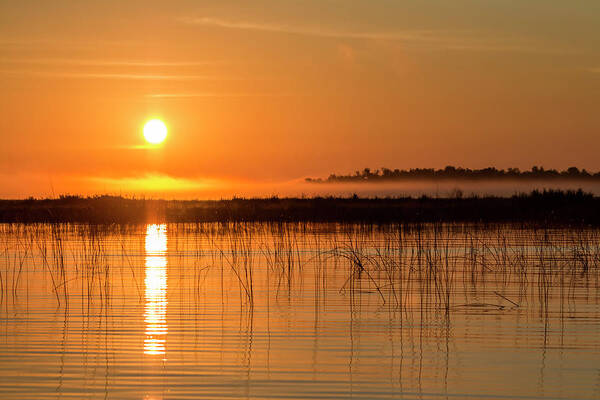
[0,223,599,399]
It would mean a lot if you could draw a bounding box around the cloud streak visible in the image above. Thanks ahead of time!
[89,174,217,193]
[184,17,566,54]
[145,92,294,99]
[1,58,218,67]
[185,17,449,42]
[0,70,237,81]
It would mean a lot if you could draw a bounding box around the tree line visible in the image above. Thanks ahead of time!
[306,166,600,183]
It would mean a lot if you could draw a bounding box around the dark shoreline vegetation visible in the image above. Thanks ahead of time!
[306,166,600,183]
[0,189,598,225]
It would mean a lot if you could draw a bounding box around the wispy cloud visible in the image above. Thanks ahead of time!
[0,70,231,81]
[1,58,219,67]
[183,17,567,54]
[0,37,144,50]
[118,144,168,150]
[89,174,217,192]
[146,92,294,99]
[184,17,446,42]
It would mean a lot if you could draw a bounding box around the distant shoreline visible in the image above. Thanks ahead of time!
[0,190,598,225]
[306,166,600,183]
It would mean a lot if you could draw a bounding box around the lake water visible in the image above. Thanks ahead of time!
[0,223,599,399]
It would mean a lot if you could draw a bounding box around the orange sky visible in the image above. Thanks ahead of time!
[1,1,599,198]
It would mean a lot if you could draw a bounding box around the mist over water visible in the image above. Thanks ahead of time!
[233,179,600,199]
[175,179,600,200]
[4,175,600,199]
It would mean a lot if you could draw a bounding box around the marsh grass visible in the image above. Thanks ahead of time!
[1,222,599,326]
[2,190,600,225]
[2,221,600,400]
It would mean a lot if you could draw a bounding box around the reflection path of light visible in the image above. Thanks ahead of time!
[144,224,168,357]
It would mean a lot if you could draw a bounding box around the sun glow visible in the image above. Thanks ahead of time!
[143,119,168,144]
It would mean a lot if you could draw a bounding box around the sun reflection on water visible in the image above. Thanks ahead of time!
[144,224,168,357]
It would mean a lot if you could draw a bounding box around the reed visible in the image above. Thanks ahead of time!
[2,190,600,225]
[1,221,600,329]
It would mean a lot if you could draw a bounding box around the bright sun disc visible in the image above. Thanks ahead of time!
[143,119,167,144]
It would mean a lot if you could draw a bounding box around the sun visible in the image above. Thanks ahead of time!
[143,119,168,144]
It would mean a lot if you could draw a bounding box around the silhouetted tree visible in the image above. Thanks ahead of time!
[307,165,600,183]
